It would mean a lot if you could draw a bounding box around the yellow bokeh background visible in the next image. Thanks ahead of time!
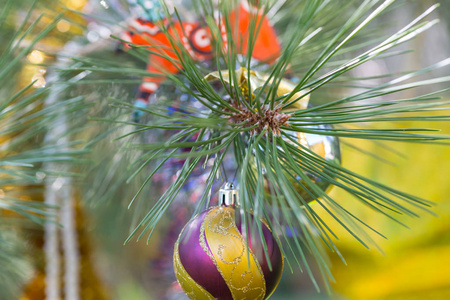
[319,116,450,300]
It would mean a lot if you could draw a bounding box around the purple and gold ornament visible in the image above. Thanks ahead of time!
[174,183,284,299]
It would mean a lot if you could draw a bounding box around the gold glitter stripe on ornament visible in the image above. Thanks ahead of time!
[203,207,266,300]
[173,241,215,300]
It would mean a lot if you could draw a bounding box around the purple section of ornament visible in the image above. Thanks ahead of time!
[236,217,283,299]
[178,209,233,300]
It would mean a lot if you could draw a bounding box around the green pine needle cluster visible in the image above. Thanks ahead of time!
[1,0,449,295]
[61,0,450,290]
[105,0,450,288]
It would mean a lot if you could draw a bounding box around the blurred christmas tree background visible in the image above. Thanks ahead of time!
[1,0,449,299]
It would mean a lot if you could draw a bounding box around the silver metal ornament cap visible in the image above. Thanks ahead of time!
[219,182,239,207]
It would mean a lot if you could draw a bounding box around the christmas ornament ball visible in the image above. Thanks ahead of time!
[173,205,283,299]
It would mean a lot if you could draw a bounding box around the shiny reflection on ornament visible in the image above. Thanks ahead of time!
[27,50,44,64]
[301,124,341,164]
[100,0,109,9]
[36,172,47,181]
[56,20,71,32]
[287,123,341,202]
[32,73,46,88]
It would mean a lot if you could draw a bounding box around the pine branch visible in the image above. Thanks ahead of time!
[66,0,450,290]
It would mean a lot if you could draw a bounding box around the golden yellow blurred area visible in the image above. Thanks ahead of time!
[320,115,450,300]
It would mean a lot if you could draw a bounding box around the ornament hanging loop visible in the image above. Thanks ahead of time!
[219,182,238,207]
